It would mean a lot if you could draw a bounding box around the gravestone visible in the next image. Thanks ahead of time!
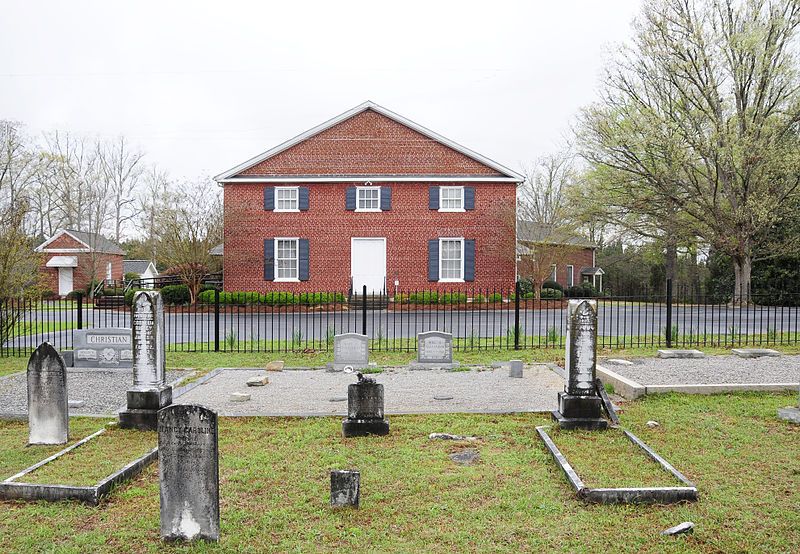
[508,360,524,378]
[657,349,705,359]
[72,328,132,368]
[119,291,173,431]
[342,372,390,437]
[330,470,360,508]
[731,348,780,358]
[551,300,608,430]
[27,342,69,445]
[329,333,369,371]
[411,331,458,369]
[778,386,800,424]
[159,404,219,542]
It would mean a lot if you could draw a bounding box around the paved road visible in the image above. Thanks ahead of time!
[5,303,798,352]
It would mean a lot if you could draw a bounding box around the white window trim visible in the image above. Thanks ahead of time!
[274,237,300,282]
[550,264,557,282]
[438,186,465,212]
[355,185,382,212]
[274,186,300,213]
[566,265,574,287]
[438,237,465,283]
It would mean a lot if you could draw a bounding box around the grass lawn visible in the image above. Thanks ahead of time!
[0,392,798,552]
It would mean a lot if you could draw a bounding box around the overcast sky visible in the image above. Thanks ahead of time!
[1,1,642,180]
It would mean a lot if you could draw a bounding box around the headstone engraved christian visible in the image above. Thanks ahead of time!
[342,372,390,437]
[159,405,220,542]
[27,343,69,445]
[119,291,173,430]
[72,328,132,368]
[551,300,608,430]
[332,333,369,371]
[412,331,457,369]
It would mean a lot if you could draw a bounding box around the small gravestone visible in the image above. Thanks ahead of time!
[509,360,523,378]
[229,392,251,402]
[731,348,780,358]
[778,385,800,424]
[119,291,173,431]
[449,449,480,465]
[27,343,69,445]
[657,349,705,359]
[72,328,132,368]
[159,404,219,542]
[342,372,389,437]
[661,522,694,536]
[246,374,269,386]
[607,358,634,366]
[329,334,369,372]
[551,300,608,430]
[411,331,457,369]
[330,470,360,508]
[265,360,284,371]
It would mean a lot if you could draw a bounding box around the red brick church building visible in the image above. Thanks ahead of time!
[215,101,524,294]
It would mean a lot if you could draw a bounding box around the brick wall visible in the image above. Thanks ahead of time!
[223,182,517,292]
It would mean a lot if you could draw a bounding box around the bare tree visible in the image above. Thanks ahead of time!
[137,165,171,263]
[97,136,144,242]
[0,121,40,212]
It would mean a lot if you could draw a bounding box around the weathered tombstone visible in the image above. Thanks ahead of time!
[778,386,800,424]
[657,349,704,359]
[731,348,780,358]
[411,331,458,369]
[508,359,524,378]
[72,328,132,368]
[159,404,219,542]
[27,343,69,445]
[329,333,369,371]
[551,300,608,430]
[330,470,360,508]
[342,372,389,437]
[119,291,172,430]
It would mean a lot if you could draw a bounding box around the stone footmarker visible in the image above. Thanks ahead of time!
[330,470,359,508]
[449,449,480,465]
[265,360,284,371]
[27,343,69,445]
[731,348,780,358]
[429,433,478,442]
[508,360,523,378]
[68,400,85,408]
[229,392,251,402]
[159,404,219,542]
[657,349,704,359]
[607,358,634,366]
[661,522,694,536]
[246,375,269,386]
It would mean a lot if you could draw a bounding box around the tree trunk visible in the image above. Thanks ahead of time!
[664,238,677,288]
[688,247,700,297]
[732,255,752,306]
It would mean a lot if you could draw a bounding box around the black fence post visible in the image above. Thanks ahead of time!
[666,278,673,348]
[514,281,521,350]
[362,284,367,336]
[214,288,220,352]
[76,293,83,330]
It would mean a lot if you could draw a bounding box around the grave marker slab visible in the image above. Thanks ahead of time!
[509,360,523,378]
[657,349,705,359]
[731,348,780,358]
[411,331,458,369]
[159,404,219,542]
[330,333,369,371]
[778,385,800,424]
[330,470,360,508]
[27,343,69,445]
[342,374,389,437]
[72,328,132,368]
[119,291,172,431]
[552,300,607,430]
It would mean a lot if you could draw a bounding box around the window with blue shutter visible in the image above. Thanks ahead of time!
[298,187,309,211]
[464,187,475,210]
[298,239,309,281]
[345,187,356,211]
[380,187,392,211]
[428,240,439,281]
[263,238,274,281]
[264,188,275,211]
[428,186,439,210]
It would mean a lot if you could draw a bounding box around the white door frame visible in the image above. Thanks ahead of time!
[350,237,387,294]
[58,267,74,296]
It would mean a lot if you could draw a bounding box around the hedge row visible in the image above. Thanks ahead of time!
[196,290,347,306]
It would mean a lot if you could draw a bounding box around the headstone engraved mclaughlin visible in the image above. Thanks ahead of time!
[119,291,173,430]
[159,405,219,542]
[27,342,69,445]
[552,300,608,430]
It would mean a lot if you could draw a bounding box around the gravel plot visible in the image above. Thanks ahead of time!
[0,369,189,417]
[174,365,564,416]
[604,354,800,386]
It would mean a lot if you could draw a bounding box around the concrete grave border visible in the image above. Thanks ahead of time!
[536,425,698,504]
[0,428,157,506]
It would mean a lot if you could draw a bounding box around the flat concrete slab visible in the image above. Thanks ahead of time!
[174,365,563,416]
[731,348,780,358]
[778,407,800,423]
[657,349,705,359]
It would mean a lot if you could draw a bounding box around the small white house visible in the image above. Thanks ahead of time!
[123,260,159,287]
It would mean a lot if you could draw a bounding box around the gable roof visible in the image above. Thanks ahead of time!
[215,101,523,183]
[516,220,596,249]
[35,229,125,255]
[123,260,157,275]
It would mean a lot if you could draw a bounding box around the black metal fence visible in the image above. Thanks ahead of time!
[2,281,799,357]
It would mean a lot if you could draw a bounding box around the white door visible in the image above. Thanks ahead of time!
[58,267,74,296]
[351,238,386,294]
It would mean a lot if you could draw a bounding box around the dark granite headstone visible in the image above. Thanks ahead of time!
[330,470,360,508]
[27,343,69,445]
[552,300,607,430]
[119,291,173,430]
[342,373,389,437]
[159,404,219,542]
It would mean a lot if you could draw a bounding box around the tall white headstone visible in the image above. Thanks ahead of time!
[27,343,69,445]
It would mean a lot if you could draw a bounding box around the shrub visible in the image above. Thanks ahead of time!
[124,272,140,282]
[564,283,599,298]
[159,284,191,305]
[408,291,439,304]
[488,292,503,303]
[471,293,485,303]
[439,292,467,304]
[540,287,564,300]
[65,290,83,300]
[542,280,564,292]
[517,278,534,295]
[197,289,216,303]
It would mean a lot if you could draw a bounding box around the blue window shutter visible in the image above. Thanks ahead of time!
[298,239,309,281]
[428,239,439,281]
[263,239,274,281]
[298,187,309,211]
[464,239,475,281]
[464,187,475,210]
[380,186,391,211]
[429,186,439,210]
[264,188,274,211]
[345,187,356,210]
